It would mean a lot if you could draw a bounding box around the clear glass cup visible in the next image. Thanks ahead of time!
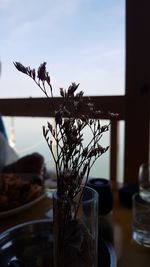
[132,193,150,247]
[53,186,99,267]
[139,162,150,202]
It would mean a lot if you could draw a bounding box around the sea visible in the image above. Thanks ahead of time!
[3,116,124,183]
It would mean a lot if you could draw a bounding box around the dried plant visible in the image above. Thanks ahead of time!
[14,61,119,267]
[14,62,116,215]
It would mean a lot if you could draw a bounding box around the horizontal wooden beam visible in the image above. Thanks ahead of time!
[0,96,125,119]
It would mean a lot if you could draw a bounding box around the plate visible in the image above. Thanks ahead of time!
[0,219,53,267]
[0,193,45,218]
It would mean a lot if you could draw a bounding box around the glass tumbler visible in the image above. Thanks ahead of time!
[53,186,99,267]
[139,162,150,202]
[132,193,150,247]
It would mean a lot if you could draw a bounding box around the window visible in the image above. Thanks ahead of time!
[1,1,126,182]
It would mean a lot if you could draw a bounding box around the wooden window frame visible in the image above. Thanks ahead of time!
[0,96,124,182]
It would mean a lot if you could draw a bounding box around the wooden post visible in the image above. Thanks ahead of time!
[125,0,150,183]
[110,120,118,182]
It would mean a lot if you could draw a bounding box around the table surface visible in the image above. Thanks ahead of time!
[0,184,149,267]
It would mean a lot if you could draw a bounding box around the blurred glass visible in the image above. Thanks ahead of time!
[139,162,150,202]
[132,193,150,247]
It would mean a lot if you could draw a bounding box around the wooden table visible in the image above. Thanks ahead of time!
[0,186,150,266]
[112,186,150,267]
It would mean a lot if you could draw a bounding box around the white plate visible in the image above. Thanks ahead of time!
[0,193,45,218]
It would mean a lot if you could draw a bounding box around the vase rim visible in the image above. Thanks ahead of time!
[53,185,99,204]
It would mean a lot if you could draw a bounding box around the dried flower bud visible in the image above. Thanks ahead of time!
[88,148,98,158]
[101,125,109,132]
[55,110,62,125]
[32,69,36,80]
[82,147,88,157]
[87,102,94,110]
[97,144,109,154]
[89,119,94,125]
[27,67,31,76]
[47,122,53,132]
[43,126,48,138]
[108,111,119,119]
[46,72,51,85]
[97,144,105,154]
[49,140,53,149]
[75,91,84,99]
[97,120,101,130]
[14,62,28,74]
[68,83,80,96]
[105,146,109,152]
[77,119,82,130]
[37,62,47,81]
[60,88,66,97]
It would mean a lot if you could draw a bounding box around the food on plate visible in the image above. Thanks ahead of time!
[0,153,46,212]
[0,173,44,212]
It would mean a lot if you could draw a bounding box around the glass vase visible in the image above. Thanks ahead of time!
[53,186,99,267]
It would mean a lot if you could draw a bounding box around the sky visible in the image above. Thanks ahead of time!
[0,0,125,98]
